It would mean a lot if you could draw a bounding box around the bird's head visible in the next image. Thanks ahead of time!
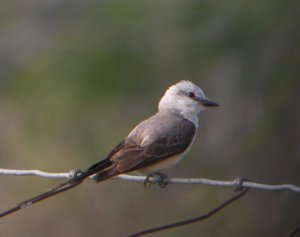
[158,81,219,121]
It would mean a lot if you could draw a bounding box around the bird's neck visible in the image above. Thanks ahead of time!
[181,112,199,128]
[158,109,199,128]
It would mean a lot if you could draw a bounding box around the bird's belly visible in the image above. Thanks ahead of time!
[136,154,185,174]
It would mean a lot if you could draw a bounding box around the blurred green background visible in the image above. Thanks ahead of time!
[0,1,299,236]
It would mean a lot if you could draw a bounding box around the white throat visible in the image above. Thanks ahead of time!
[158,99,201,128]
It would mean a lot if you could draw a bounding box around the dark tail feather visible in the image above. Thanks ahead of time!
[90,159,120,182]
[93,168,120,182]
[73,159,114,182]
[87,158,120,182]
[0,159,116,218]
[87,159,113,173]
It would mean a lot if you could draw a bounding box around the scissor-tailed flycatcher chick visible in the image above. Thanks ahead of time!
[81,80,219,183]
[0,80,219,218]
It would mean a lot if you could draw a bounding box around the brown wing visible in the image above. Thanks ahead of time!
[110,115,196,173]
[92,113,196,182]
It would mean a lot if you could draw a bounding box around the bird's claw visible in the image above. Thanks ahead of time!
[144,172,169,188]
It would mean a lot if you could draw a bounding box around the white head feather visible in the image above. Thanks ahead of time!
[158,81,218,126]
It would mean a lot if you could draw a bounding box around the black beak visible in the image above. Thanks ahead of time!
[201,98,219,107]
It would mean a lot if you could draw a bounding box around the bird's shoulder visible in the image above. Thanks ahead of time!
[127,112,197,147]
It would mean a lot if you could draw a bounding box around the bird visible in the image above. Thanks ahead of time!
[0,80,219,218]
[76,80,219,186]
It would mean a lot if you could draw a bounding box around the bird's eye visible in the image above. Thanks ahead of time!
[187,92,196,98]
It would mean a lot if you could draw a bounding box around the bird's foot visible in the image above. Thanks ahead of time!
[144,172,169,188]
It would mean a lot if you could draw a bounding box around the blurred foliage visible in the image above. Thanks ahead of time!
[0,0,299,236]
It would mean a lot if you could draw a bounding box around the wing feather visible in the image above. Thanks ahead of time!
[93,113,196,181]
[111,114,196,173]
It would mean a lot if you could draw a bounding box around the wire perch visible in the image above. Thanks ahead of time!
[0,168,299,236]
[0,168,299,193]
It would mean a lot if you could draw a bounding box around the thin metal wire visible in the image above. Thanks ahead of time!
[288,225,300,237]
[128,188,249,237]
[1,169,299,193]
